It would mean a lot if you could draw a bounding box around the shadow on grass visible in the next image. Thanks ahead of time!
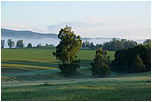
[2,60,59,69]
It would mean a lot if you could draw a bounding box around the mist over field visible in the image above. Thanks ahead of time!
[2,36,146,48]
[1,28,147,48]
[1,37,60,48]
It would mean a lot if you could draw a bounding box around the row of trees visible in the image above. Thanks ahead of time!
[1,39,54,49]
[110,42,151,73]
[82,38,138,51]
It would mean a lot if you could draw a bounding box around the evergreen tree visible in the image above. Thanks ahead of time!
[91,49,111,77]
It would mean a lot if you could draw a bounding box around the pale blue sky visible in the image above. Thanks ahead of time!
[1,1,151,39]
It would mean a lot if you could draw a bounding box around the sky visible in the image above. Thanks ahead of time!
[1,1,151,39]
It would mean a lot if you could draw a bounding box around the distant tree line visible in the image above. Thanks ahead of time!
[1,39,54,49]
[110,41,151,73]
[82,38,138,51]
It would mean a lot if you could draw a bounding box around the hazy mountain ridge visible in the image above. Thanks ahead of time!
[1,28,121,41]
[1,28,58,39]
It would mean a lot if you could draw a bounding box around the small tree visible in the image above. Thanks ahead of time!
[16,40,24,48]
[7,39,15,48]
[1,40,5,49]
[53,26,82,76]
[27,43,32,48]
[37,43,42,47]
[46,43,48,47]
[91,49,111,77]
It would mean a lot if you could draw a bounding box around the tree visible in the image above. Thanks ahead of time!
[53,26,82,76]
[143,39,151,45]
[46,43,48,47]
[37,43,42,47]
[16,40,24,48]
[90,49,111,77]
[1,40,5,49]
[27,43,32,48]
[7,39,15,48]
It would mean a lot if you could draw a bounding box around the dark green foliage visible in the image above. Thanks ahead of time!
[16,40,24,48]
[111,44,151,73]
[27,43,32,48]
[1,40,5,49]
[59,60,81,76]
[7,39,15,48]
[53,26,82,76]
[131,54,146,72]
[91,49,111,77]
[145,41,151,71]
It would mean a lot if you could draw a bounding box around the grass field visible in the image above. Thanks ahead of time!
[1,72,151,101]
[1,47,151,101]
[1,47,114,75]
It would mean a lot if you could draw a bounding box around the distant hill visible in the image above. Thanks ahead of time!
[1,28,58,39]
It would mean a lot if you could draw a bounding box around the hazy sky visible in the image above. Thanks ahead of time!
[1,1,151,39]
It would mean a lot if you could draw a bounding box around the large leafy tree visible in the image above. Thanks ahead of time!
[53,26,82,76]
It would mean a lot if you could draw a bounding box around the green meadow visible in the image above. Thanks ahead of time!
[1,47,151,101]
